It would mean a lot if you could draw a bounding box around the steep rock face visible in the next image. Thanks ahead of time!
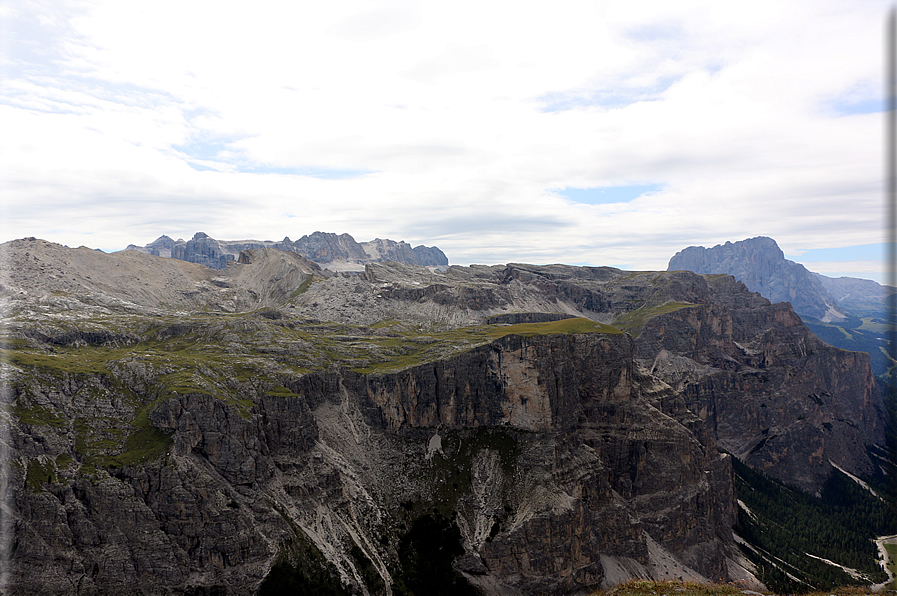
[632,276,883,492]
[291,262,886,495]
[171,232,234,270]
[360,238,449,268]
[291,231,371,264]
[6,333,737,595]
[668,237,845,321]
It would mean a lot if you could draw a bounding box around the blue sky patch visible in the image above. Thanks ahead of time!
[786,243,883,263]
[538,74,678,113]
[173,139,232,161]
[827,96,882,116]
[832,98,884,116]
[557,184,664,205]
[539,92,640,113]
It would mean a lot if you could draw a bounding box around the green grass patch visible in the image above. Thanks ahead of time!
[25,459,55,492]
[0,338,31,349]
[613,302,696,334]
[288,275,315,300]
[74,419,89,457]
[371,320,403,329]
[485,317,622,338]
[156,370,214,397]
[6,348,112,375]
[117,425,172,467]
[13,404,66,428]
[353,317,621,374]
[71,399,173,470]
[859,317,896,334]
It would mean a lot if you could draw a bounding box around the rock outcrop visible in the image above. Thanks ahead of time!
[1,238,886,594]
[360,238,449,268]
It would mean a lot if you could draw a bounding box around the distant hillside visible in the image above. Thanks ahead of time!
[125,231,449,271]
[814,273,891,319]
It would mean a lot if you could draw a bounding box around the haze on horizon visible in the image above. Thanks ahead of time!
[0,1,889,282]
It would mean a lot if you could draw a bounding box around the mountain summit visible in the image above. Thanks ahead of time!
[668,236,847,322]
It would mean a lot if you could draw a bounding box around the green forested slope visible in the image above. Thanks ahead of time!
[733,457,896,593]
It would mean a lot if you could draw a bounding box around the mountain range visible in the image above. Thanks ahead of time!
[0,236,893,594]
[125,231,449,271]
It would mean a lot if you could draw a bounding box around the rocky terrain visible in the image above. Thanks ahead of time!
[0,237,888,595]
[125,231,449,271]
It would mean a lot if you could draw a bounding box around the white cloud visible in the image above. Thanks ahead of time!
[326,6,421,41]
[0,0,891,279]
[402,43,500,85]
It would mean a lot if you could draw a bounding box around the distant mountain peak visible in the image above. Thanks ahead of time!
[668,237,845,322]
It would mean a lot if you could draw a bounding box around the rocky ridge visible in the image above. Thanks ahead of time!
[0,238,887,595]
[126,231,449,271]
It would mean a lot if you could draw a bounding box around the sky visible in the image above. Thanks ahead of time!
[0,0,891,282]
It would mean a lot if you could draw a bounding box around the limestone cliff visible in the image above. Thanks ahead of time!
[4,332,737,595]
